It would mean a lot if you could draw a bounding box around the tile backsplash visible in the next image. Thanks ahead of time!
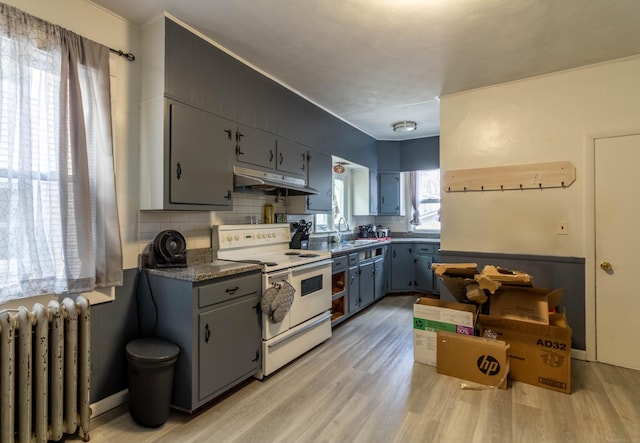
[138,192,304,253]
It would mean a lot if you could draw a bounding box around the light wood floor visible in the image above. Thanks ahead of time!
[82,295,640,443]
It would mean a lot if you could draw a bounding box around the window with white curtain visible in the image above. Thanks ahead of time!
[0,4,123,302]
[410,169,441,232]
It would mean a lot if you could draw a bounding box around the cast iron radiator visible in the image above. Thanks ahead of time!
[0,296,91,443]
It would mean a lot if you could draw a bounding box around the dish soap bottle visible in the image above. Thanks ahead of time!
[264,203,274,224]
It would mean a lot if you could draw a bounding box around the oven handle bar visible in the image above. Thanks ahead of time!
[267,312,332,348]
[290,259,333,274]
[266,270,290,280]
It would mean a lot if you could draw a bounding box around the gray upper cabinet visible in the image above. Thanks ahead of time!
[305,150,332,212]
[235,124,276,170]
[275,138,307,178]
[168,101,234,207]
[140,17,234,210]
[379,172,401,215]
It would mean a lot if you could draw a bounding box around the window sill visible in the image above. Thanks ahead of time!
[0,287,115,310]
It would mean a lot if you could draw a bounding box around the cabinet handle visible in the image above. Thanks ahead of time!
[204,324,211,343]
[236,131,245,156]
[252,350,259,362]
[269,149,274,163]
[393,250,396,258]
[224,129,232,140]
[224,190,232,200]
[225,286,239,294]
[279,152,284,165]
[301,153,306,171]
[382,196,385,204]
[176,162,182,180]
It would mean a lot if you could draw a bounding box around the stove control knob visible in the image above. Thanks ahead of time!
[226,235,233,242]
[234,235,240,241]
[272,232,277,238]
[267,233,272,239]
[257,233,262,239]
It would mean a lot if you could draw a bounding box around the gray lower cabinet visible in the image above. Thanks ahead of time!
[359,261,375,307]
[143,271,261,412]
[390,242,440,294]
[374,258,385,300]
[390,243,414,291]
[414,254,434,292]
[348,265,360,314]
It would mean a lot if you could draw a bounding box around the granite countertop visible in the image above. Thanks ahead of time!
[145,260,262,283]
[317,237,440,256]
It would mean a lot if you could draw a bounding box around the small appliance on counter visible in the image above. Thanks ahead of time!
[358,224,377,238]
[148,230,187,268]
[376,226,389,238]
[290,219,312,249]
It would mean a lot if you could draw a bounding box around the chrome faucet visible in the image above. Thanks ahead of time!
[337,216,349,232]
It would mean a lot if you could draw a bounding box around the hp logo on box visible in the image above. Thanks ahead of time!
[477,355,501,376]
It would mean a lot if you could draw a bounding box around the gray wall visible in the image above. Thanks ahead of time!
[90,268,141,402]
[377,136,440,172]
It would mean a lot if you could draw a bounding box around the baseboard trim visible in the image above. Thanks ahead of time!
[571,348,587,360]
[91,389,128,418]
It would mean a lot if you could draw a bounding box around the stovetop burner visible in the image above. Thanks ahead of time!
[298,253,320,258]
[285,252,301,256]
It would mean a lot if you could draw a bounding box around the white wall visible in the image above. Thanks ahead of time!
[440,55,640,257]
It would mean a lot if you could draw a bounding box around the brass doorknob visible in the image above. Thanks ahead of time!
[600,261,612,271]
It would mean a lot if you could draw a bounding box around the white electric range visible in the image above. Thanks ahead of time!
[212,224,332,378]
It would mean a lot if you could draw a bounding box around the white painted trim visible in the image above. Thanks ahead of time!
[91,389,128,418]
[584,129,640,362]
[571,348,587,361]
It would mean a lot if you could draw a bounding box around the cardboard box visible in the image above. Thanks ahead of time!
[432,263,479,303]
[436,331,510,389]
[413,298,477,366]
[489,286,563,324]
[479,312,572,394]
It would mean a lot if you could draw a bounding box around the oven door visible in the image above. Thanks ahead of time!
[288,259,332,327]
[262,269,292,340]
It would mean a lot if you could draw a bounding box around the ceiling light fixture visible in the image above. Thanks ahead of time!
[392,121,417,132]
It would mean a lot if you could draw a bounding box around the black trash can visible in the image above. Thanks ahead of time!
[126,338,180,427]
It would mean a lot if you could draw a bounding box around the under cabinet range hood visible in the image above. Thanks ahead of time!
[233,165,319,195]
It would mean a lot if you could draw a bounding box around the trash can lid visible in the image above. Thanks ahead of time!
[126,337,180,363]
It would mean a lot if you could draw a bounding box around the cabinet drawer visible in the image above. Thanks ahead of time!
[332,255,348,271]
[414,244,438,255]
[198,273,261,309]
[348,253,359,266]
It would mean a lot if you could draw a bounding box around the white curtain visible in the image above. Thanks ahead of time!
[0,4,122,301]
[409,171,420,225]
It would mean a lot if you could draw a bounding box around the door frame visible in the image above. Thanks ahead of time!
[585,129,640,362]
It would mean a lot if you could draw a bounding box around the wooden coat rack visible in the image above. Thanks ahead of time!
[442,161,576,192]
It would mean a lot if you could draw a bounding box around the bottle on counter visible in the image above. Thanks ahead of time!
[264,203,275,224]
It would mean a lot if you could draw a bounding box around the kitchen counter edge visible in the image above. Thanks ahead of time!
[144,260,262,283]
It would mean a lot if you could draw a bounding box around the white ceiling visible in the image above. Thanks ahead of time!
[92,0,640,141]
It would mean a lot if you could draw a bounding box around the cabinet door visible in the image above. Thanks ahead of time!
[379,172,401,215]
[359,261,375,307]
[374,258,385,300]
[276,138,307,177]
[390,244,414,291]
[198,295,260,400]
[414,254,434,292]
[348,266,360,314]
[169,101,234,208]
[306,149,332,212]
[235,124,276,170]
